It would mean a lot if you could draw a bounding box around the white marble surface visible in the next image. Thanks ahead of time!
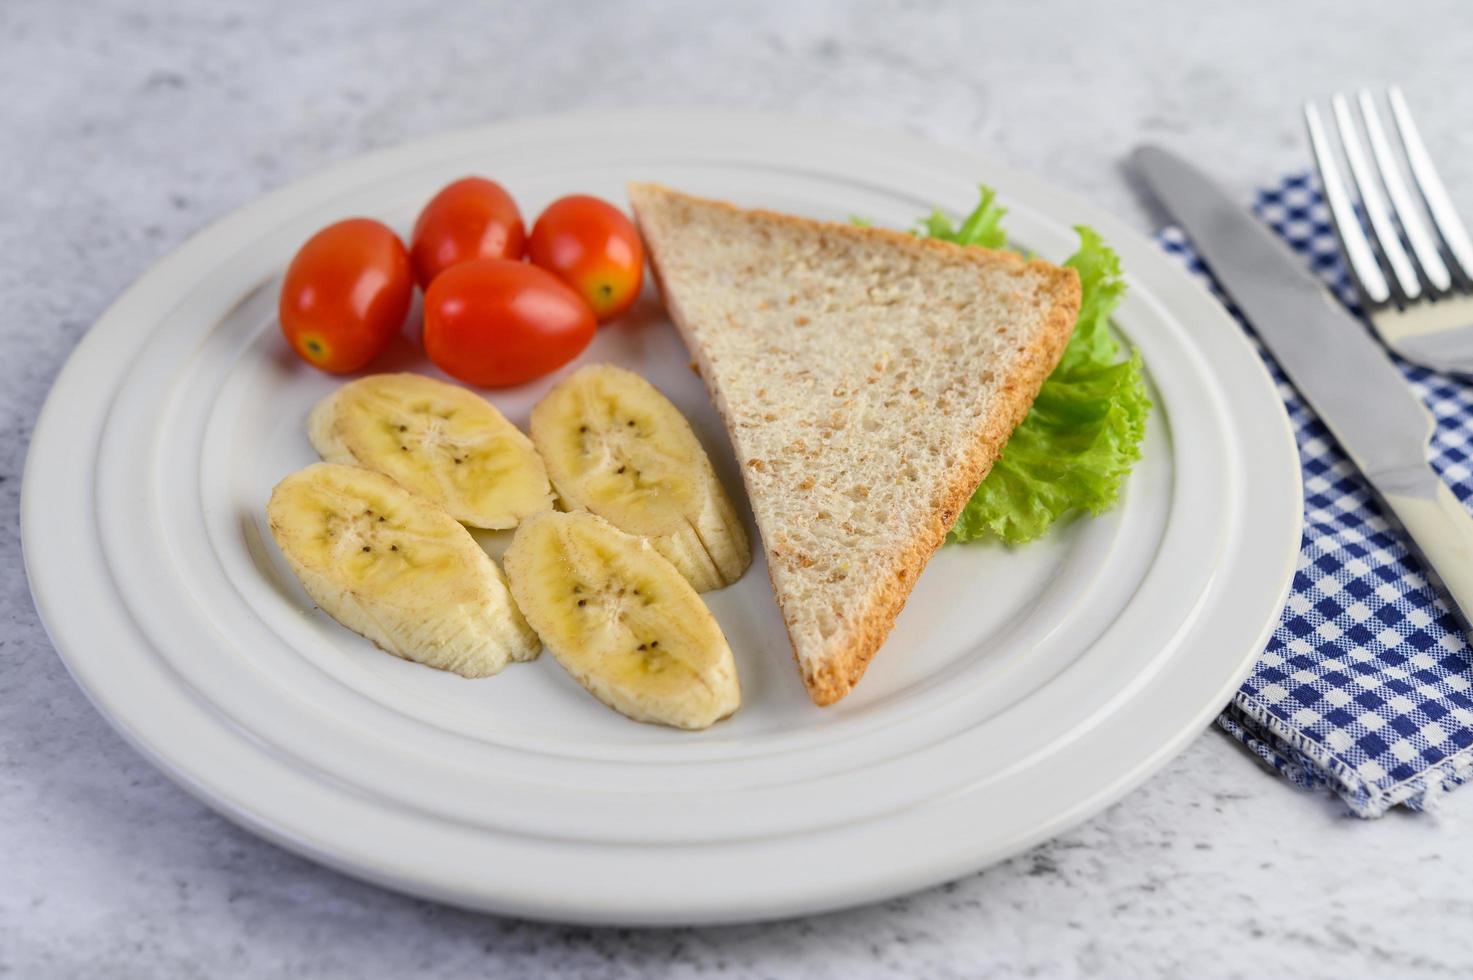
[5,0,1473,976]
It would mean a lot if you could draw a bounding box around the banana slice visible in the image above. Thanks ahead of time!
[530,364,750,592]
[504,510,740,729]
[267,462,539,677]
[308,373,553,530]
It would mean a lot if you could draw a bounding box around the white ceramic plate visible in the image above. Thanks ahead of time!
[22,110,1301,926]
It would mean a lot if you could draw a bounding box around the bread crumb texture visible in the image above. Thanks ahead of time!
[629,184,1080,705]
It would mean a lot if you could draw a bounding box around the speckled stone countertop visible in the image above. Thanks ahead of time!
[5,1,1473,976]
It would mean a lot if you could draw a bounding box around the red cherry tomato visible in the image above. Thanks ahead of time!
[278,218,413,373]
[423,258,596,387]
[409,177,526,288]
[527,195,644,322]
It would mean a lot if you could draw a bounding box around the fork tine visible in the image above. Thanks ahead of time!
[1359,89,1453,293]
[1305,101,1391,305]
[1332,93,1422,301]
[1388,86,1473,285]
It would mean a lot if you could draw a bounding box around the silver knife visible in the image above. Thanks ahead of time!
[1133,144,1473,632]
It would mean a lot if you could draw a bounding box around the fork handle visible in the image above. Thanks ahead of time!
[1380,474,1473,635]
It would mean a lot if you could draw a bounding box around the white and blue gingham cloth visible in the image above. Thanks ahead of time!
[1155,173,1473,817]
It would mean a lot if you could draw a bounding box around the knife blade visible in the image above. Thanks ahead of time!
[1133,145,1432,475]
[1133,144,1473,633]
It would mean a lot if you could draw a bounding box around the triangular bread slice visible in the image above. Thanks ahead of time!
[628,184,1081,706]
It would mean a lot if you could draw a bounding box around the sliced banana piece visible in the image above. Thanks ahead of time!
[309,373,553,530]
[530,364,750,592]
[267,462,539,677]
[504,510,740,730]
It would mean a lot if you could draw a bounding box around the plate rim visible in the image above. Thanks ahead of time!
[21,107,1303,925]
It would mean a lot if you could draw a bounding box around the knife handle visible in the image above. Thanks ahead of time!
[1381,476,1473,633]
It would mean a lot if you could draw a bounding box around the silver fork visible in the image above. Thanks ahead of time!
[1305,87,1473,373]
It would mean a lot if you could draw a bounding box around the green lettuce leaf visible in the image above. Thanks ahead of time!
[915,191,1151,545]
[916,185,1008,249]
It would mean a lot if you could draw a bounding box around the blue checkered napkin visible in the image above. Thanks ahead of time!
[1154,173,1473,817]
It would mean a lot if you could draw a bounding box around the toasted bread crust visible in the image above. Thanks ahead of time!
[629,183,1081,706]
